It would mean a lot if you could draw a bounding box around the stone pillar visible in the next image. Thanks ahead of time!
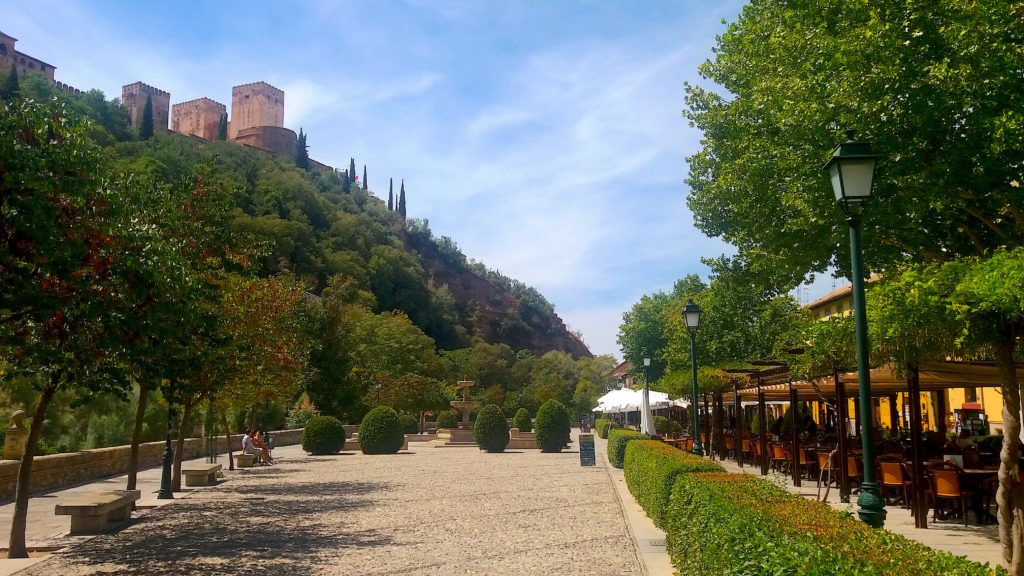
[4,410,28,460]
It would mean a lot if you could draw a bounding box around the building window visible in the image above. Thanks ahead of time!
[0,44,7,55]
[836,304,844,314]
[28,61,35,69]
[40,64,46,72]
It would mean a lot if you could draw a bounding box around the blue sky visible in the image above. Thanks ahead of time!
[6,1,839,359]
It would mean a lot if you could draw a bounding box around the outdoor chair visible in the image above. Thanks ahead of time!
[878,454,911,508]
[740,438,754,465]
[927,462,973,526]
[847,455,863,492]
[817,449,840,501]
[800,447,818,480]
[770,444,788,474]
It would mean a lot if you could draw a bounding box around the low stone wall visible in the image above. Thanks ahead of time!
[0,429,303,501]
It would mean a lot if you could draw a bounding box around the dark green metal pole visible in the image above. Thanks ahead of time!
[689,330,704,457]
[848,214,885,527]
[157,405,174,499]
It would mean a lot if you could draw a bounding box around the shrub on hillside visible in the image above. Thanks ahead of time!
[359,406,405,454]
[624,440,723,527]
[512,408,532,432]
[664,472,1001,575]
[474,405,510,453]
[435,410,458,429]
[301,415,346,455]
[400,413,420,434]
[534,399,571,453]
[607,429,647,468]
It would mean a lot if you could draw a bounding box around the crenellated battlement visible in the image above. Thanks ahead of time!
[122,81,170,98]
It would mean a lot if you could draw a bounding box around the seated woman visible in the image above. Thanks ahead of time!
[253,430,274,465]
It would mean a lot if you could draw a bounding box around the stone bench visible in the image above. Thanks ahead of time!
[55,489,141,535]
[234,453,258,468]
[182,463,222,486]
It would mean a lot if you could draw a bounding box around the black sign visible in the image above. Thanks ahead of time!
[579,434,595,466]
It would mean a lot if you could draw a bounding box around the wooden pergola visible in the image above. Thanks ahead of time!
[707,359,1024,529]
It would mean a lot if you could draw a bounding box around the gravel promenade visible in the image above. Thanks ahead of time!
[21,431,643,576]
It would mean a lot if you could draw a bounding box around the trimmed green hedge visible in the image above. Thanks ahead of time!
[664,473,1003,575]
[359,406,405,454]
[535,399,571,452]
[474,404,510,453]
[607,428,647,468]
[435,410,458,429]
[624,440,724,527]
[596,418,612,438]
[301,415,346,455]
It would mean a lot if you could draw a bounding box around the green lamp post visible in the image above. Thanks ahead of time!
[684,299,703,457]
[823,129,885,528]
[157,404,175,500]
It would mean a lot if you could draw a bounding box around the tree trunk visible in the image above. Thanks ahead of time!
[994,326,1023,573]
[223,412,235,471]
[171,401,192,492]
[126,380,150,492]
[7,378,58,559]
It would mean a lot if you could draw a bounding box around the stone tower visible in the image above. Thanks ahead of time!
[122,82,170,133]
[172,97,226,141]
[0,30,57,84]
[228,81,284,139]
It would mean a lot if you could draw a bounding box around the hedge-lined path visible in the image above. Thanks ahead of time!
[716,456,1004,570]
[12,430,644,576]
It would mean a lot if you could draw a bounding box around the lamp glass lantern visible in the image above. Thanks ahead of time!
[823,129,880,205]
[683,300,701,332]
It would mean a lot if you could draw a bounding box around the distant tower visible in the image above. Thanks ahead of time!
[172,97,227,141]
[228,81,284,139]
[122,82,170,133]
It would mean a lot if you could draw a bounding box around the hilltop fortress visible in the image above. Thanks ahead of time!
[2,30,329,170]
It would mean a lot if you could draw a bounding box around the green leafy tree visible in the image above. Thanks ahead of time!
[295,127,309,170]
[139,94,154,140]
[0,64,18,100]
[0,99,145,558]
[617,291,675,383]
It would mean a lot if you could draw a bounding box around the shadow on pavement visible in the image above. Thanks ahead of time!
[31,480,390,576]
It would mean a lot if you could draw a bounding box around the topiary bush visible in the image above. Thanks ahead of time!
[301,415,346,455]
[474,405,510,453]
[400,413,420,434]
[654,415,670,435]
[534,399,571,453]
[435,410,458,429]
[670,420,683,437]
[596,418,612,438]
[512,408,532,432]
[624,440,723,527]
[664,472,1002,575]
[359,406,405,454]
[607,428,647,468]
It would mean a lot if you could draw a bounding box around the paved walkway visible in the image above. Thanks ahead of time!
[1,431,651,576]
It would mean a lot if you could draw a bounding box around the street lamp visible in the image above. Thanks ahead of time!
[683,299,703,457]
[157,404,175,500]
[823,128,885,528]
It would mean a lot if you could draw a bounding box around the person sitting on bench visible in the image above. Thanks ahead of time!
[241,429,271,465]
[253,430,274,465]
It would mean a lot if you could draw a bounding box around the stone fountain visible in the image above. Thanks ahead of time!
[438,381,481,446]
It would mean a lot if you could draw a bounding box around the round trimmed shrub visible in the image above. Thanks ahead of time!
[654,415,670,435]
[512,408,532,432]
[400,413,420,434]
[435,410,458,429]
[359,406,405,454]
[474,405,509,453]
[534,399,571,453]
[301,415,346,455]
[670,420,683,436]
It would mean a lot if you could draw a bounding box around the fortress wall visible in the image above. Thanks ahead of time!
[172,97,227,141]
[122,81,171,133]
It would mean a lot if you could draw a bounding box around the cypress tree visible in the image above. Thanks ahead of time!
[216,112,228,140]
[362,165,368,191]
[295,128,310,170]
[342,167,351,193]
[349,158,357,185]
[0,64,19,100]
[139,94,154,140]
[398,179,407,219]
[388,178,394,211]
